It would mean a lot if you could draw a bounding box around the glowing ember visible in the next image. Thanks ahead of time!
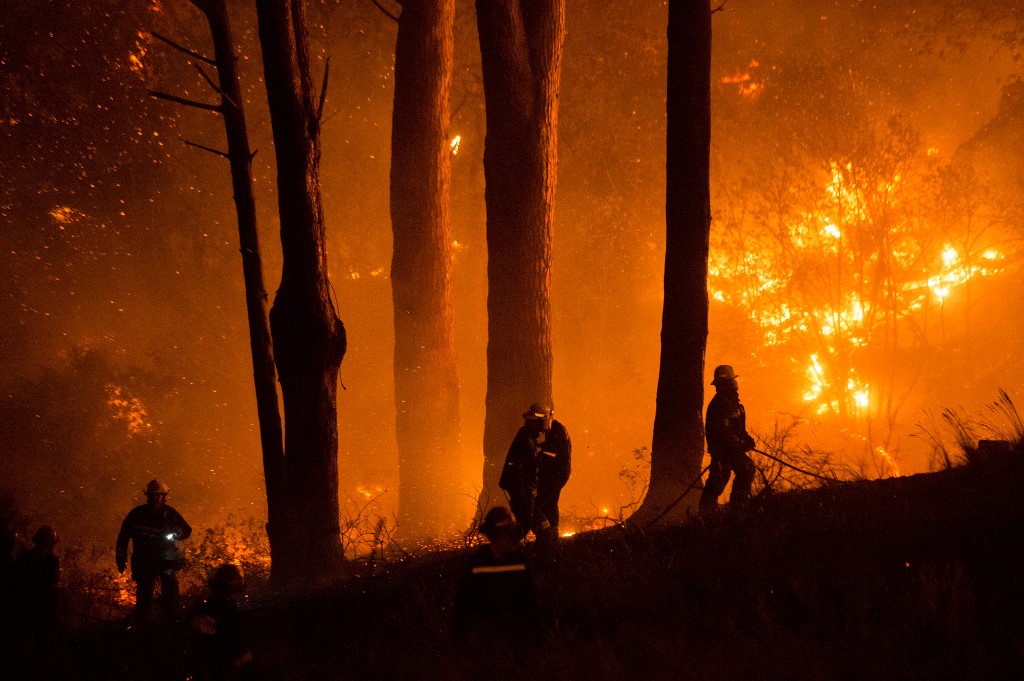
[355,483,385,499]
[50,206,85,227]
[128,48,146,73]
[721,60,764,98]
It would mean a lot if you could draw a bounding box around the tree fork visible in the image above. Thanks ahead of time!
[256,0,347,578]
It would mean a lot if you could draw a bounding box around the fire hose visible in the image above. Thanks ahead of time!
[750,447,841,482]
[643,447,841,529]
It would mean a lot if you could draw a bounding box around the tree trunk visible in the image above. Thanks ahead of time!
[389,0,462,538]
[632,0,712,525]
[475,0,565,515]
[255,0,346,578]
[191,0,290,575]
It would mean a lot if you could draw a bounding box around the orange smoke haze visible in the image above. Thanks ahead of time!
[1,1,1022,545]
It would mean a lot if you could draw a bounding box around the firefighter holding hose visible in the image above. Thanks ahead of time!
[700,365,757,512]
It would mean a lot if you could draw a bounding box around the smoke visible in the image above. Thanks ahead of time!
[1,0,1021,543]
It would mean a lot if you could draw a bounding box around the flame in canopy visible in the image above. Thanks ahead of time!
[710,160,1009,421]
[105,383,152,437]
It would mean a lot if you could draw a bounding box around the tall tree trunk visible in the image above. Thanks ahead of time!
[255,0,346,578]
[389,0,462,538]
[632,0,712,525]
[476,0,565,515]
[191,0,290,574]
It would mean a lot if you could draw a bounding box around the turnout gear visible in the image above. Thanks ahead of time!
[499,406,571,542]
[13,525,61,642]
[700,369,757,512]
[453,507,541,652]
[116,488,191,613]
[191,563,253,677]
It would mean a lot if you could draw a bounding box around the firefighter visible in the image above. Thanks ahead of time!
[700,365,758,512]
[499,403,571,544]
[13,525,61,644]
[191,563,253,680]
[452,506,540,653]
[116,479,192,617]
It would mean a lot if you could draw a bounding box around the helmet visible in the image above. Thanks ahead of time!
[144,479,169,496]
[711,365,739,385]
[522,402,552,420]
[32,525,59,550]
[479,507,517,539]
[209,563,245,595]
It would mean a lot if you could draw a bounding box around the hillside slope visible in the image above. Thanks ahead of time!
[42,452,1024,681]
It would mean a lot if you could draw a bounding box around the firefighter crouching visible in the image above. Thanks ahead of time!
[191,563,253,679]
[452,506,540,654]
[700,365,758,512]
[499,403,571,544]
[116,479,192,617]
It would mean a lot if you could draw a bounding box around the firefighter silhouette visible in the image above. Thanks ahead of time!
[499,403,571,544]
[116,479,191,616]
[700,365,758,511]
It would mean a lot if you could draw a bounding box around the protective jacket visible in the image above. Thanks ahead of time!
[116,504,191,577]
[451,543,539,647]
[705,389,756,456]
[13,546,60,633]
[499,420,571,533]
[191,592,252,676]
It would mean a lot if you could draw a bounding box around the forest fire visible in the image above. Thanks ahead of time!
[104,384,152,437]
[720,59,763,98]
[2,1,1023,677]
[709,147,1015,469]
[1,0,1022,619]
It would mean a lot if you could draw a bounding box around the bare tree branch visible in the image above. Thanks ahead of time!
[193,62,239,111]
[183,139,230,159]
[316,57,331,123]
[150,31,216,65]
[367,0,400,23]
[149,90,222,113]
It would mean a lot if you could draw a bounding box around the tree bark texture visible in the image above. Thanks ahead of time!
[634,0,712,524]
[476,0,565,514]
[192,0,289,573]
[255,0,347,577]
[389,0,462,538]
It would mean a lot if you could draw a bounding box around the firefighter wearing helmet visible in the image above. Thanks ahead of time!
[116,479,191,617]
[700,365,758,512]
[499,403,572,544]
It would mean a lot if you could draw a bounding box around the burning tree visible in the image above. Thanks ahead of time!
[709,54,1015,471]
